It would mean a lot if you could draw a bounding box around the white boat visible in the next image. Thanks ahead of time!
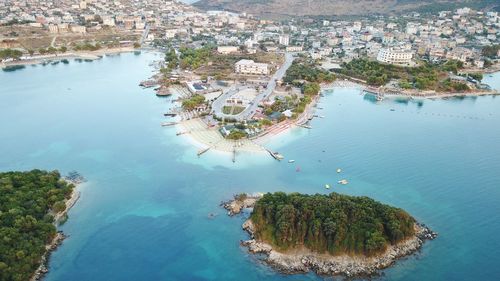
[336,168,342,173]
[338,179,348,185]
[325,184,331,189]
[288,159,295,163]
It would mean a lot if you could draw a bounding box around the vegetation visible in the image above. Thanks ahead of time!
[163,47,179,71]
[73,43,102,51]
[181,94,205,110]
[481,44,500,59]
[338,58,468,91]
[222,105,245,115]
[250,192,416,256]
[179,45,215,70]
[0,49,23,60]
[283,59,335,84]
[227,130,247,140]
[0,170,74,281]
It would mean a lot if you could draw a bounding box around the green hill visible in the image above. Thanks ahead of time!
[250,192,416,256]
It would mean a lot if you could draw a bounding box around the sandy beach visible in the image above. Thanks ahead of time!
[177,118,266,154]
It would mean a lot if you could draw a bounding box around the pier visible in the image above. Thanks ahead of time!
[266,149,284,161]
[197,147,211,157]
[161,122,177,127]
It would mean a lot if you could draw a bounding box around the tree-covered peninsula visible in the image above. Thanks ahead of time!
[250,192,416,256]
[0,170,75,281]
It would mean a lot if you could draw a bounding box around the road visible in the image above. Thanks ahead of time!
[140,24,150,45]
[212,52,295,121]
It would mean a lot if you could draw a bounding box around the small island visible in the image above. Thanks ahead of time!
[0,170,83,281]
[223,192,437,277]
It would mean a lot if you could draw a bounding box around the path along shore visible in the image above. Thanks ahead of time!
[1,47,136,68]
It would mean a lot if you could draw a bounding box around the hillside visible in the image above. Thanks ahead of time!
[0,170,75,281]
[193,0,496,18]
[250,192,416,256]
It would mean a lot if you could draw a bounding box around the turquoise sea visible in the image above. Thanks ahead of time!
[1,52,500,280]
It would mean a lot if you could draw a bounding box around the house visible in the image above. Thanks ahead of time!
[235,59,269,75]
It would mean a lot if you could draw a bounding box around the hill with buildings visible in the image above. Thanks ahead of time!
[193,0,496,18]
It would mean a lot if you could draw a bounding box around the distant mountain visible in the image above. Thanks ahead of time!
[193,0,496,18]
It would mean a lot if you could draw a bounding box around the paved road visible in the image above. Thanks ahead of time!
[212,52,295,121]
[140,24,150,45]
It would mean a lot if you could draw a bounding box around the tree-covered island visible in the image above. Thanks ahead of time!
[0,170,80,281]
[223,192,437,277]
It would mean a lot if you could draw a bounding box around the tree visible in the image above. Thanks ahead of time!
[0,170,74,281]
[250,192,416,256]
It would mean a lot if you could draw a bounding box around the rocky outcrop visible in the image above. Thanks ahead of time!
[31,232,67,281]
[241,219,437,278]
[221,193,262,216]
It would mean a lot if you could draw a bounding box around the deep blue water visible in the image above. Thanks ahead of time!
[1,52,500,280]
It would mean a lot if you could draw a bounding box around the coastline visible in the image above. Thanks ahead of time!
[327,79,499,99]
[173,86,320,155]
[223,194,437,278]
[30,181,83,281]
[241,220,436,278]
[1,47,136,68]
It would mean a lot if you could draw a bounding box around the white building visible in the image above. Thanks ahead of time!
[279,34,290,46]
[217,46,238,54]
[235,59,269,75]
[377,47,414,66]
[286,46,303,52]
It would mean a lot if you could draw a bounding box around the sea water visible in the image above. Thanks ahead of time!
[1,52,500,280]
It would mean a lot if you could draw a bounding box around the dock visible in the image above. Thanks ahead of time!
[161,122,177,127]
[266,149,284,161]
[297,124,312,129]
[197,147,211,157]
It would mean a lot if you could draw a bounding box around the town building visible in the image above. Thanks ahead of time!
[217,46,238,54]
[377,47,414,66]
[235,59,269,75]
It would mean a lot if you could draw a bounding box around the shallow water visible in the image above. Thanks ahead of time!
[1,53,500,280]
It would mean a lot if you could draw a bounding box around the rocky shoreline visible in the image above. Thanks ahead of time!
[30,172,86,281]
[223,194,438,278]
[30,232,67,281]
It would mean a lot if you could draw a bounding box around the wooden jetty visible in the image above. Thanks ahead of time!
[197,147,210,157]
[297,124,312,129]
[363,87,384,101]
[266,149,284,161]
[161,122,177,127]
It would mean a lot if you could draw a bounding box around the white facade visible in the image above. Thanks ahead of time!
[235,59,269,75]
[377,48,414,66]
[279,34,290,46]
[217,46,238,54]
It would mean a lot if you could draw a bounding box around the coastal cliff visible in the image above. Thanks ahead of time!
[223,192,437,277]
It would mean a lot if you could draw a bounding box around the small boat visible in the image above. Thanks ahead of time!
[325,184,331,189]
[288,159,295,163]
[390,109,395,111]
[338,179,348,185]
[336,168,342,173]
